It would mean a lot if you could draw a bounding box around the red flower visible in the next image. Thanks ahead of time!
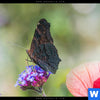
[66,61,100,96]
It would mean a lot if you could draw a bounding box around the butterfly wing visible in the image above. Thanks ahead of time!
[26,19,61,74]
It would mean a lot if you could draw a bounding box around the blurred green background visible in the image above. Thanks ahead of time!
[0,4,99,96]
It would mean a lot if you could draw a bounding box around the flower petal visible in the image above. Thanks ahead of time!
[66,61,100,96]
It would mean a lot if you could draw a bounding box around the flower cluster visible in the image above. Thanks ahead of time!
[15,65,51,90]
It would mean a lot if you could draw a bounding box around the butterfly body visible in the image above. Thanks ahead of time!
[26,19,61,74]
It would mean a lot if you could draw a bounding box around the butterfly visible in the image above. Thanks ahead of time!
[26,18,61,74]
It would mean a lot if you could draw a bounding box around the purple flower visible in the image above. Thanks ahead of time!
[15,65,52,90]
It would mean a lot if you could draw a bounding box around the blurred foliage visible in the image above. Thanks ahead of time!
[0,4,100,96]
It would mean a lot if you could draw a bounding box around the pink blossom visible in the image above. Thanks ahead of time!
[66,61,100,96]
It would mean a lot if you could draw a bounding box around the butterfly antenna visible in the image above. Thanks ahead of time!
[8,42,27,50]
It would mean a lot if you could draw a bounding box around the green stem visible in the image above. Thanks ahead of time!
[41,88,46,97]
[31,86,46,97]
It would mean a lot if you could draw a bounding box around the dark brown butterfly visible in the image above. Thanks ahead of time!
[26,18,61,74]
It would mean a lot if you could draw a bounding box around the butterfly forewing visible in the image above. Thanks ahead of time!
[26,18,61,74]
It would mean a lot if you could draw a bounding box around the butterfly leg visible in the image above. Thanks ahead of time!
[25,56,33,67]
[25,57,30,67]
[25,59,33,62]
[25,58,36,67]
